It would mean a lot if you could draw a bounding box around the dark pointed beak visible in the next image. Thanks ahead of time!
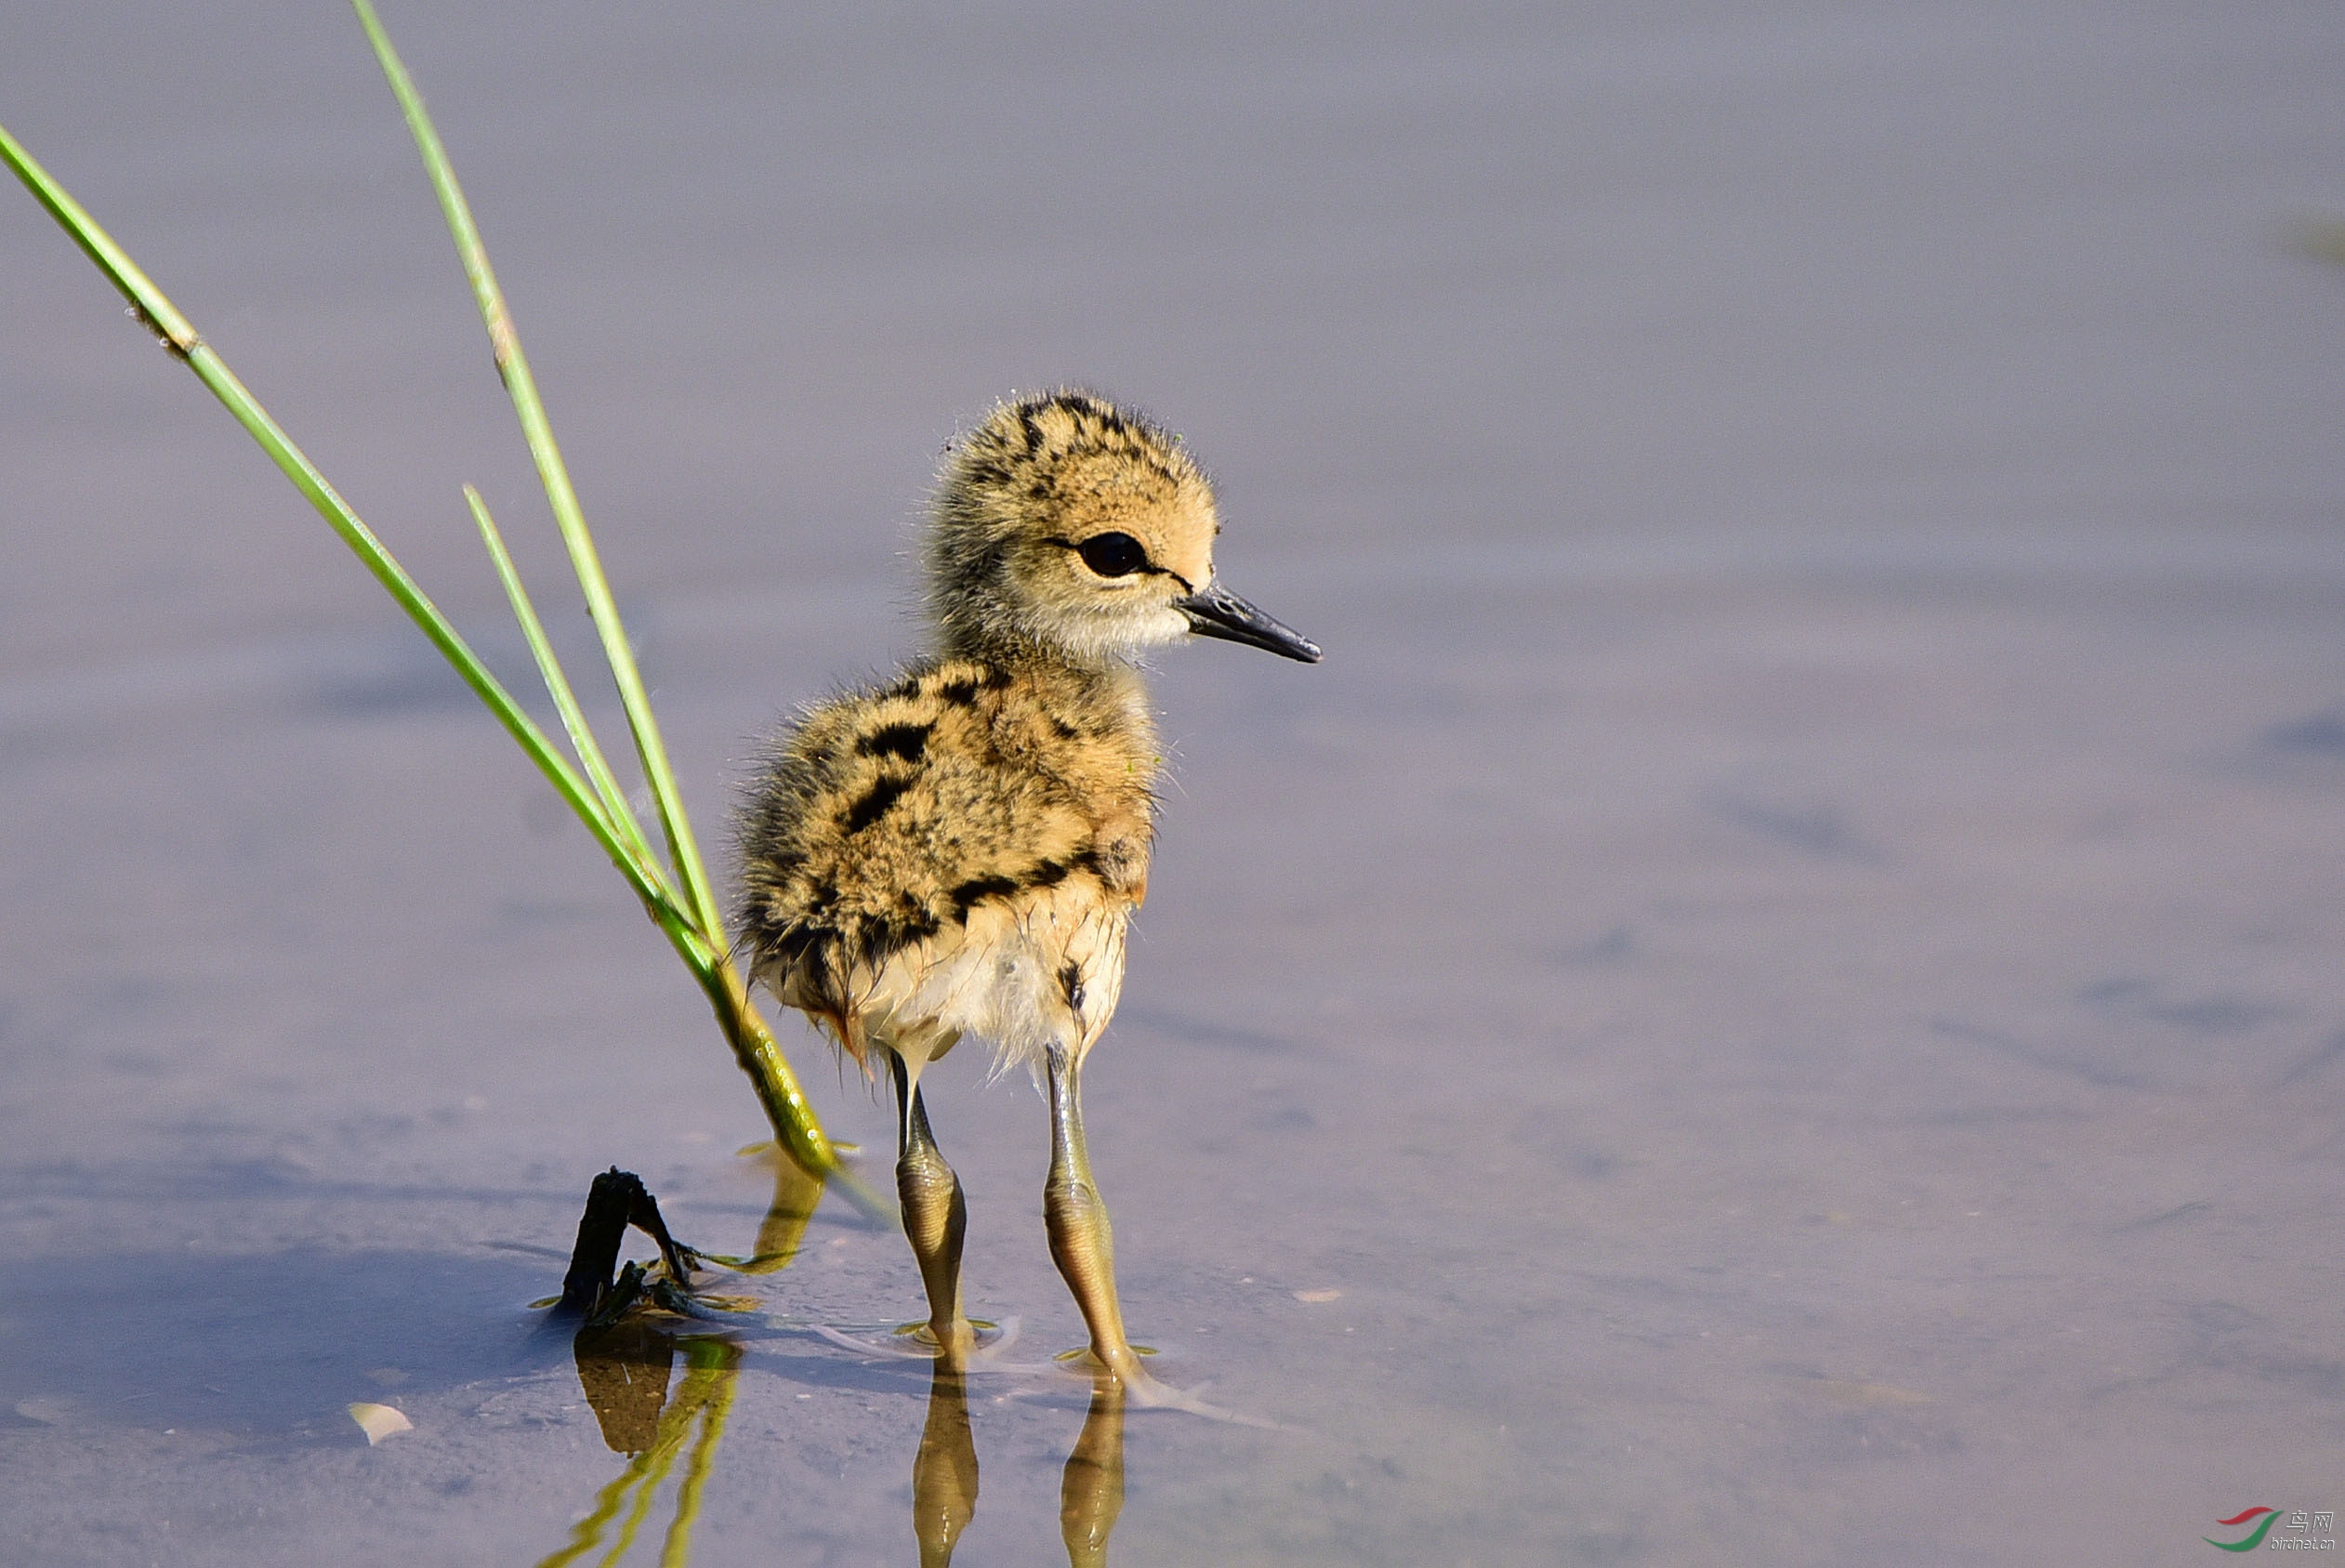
[1176,584,1323,663]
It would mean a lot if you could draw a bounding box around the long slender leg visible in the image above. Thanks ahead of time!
[891,1049,975,1362]
[1041,1045,1147,1386]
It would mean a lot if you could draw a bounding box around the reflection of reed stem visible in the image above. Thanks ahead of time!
[599,1436,678,1568]
[661,1342,743,1567]
[534,1463,639,1568]
[533,1338,744,1568]
[744,1147,830,1273]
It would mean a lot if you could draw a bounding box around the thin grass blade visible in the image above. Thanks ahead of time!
[465,484,672,898]
[0,123,197,352]
[0,121,688,934]
[7,47,840,1180]
[351,0,728,945]
[349,2,839,1176]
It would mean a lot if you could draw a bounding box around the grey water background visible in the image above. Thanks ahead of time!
[4,0,2342,1561]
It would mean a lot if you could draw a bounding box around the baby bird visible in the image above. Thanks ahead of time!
[736,391,1318,1385]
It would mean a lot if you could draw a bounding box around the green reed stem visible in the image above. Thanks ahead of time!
[0,8,874,1198]
[0,120,679,934]
[466,485,678,910]
[349,1,863,1195]
[351,0,727,945]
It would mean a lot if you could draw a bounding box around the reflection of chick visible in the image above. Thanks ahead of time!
[737,391,1318,1382]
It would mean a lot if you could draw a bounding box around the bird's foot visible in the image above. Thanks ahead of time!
[1049,1345,1286,1425]
[811,1317,1021,1362]
[891,1316,1016,1360]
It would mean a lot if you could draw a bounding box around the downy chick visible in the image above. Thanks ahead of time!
[736,390,1318,1383]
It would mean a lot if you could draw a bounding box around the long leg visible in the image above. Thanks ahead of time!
[891,1049,975,1362]
[1041,1044,1146,1386]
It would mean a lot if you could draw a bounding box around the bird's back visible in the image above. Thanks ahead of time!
[737,655,1158,1067]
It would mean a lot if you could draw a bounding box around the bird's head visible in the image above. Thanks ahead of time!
[928,391,1321,668]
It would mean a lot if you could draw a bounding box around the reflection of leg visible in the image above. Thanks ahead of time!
[912,1363,980,1568]
[1042,1046,1144,1385]
[1059,1371,1126,1568]
[893,1050,975,1361]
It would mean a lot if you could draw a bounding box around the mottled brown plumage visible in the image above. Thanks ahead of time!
[733,390,1317,1386]
[735,654,1153,1072]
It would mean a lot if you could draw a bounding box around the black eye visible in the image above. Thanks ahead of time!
[1075,532,1148,578]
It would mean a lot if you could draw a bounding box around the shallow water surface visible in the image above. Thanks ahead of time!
[3,2,2343,1562]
